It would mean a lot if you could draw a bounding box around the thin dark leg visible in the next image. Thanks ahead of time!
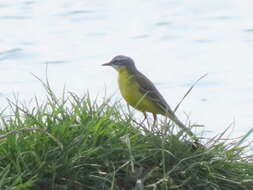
[152,113,157,125]
[141,112,147,124]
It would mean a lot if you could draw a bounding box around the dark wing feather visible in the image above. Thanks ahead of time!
[134,71,173,114]
[134,71,195,137]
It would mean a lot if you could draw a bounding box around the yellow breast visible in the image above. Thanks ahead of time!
[117,69,162,114]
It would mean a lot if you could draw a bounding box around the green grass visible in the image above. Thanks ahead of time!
[0,83,253,190]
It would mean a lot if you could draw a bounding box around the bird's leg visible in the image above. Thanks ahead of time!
[152,113,157,126]
[141,112,147,124]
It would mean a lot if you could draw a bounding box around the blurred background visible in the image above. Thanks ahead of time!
[0,0,253,137]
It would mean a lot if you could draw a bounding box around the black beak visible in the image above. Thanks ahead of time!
[102,62,112,66]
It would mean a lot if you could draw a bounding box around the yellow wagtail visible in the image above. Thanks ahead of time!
[102,55,194,137]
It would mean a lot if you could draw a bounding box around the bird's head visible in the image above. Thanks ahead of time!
[102,55,137,73]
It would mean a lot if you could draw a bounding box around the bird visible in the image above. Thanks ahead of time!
[102,55,194,137]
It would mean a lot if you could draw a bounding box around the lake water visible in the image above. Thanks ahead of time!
[0,0,253,139]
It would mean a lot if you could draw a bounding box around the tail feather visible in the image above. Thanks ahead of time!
[165,111,194,137]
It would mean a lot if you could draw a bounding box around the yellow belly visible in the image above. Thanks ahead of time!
[118,71,162,114]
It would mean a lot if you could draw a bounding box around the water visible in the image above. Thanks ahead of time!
[0,0,253,138]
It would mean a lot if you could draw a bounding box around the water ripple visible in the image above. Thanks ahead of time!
[0,16,30,20]
[244,29,253,33]
[42,60,70,65]
[62,10,93,16]
[155,21,172,26]
[0,48,23,61]
[131,34,149,39]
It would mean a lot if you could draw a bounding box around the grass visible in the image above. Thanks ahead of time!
[0,82,253,190]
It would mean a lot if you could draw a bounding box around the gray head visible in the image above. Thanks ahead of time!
[102,55,137,73]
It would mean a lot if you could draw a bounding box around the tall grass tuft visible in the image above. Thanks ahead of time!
[0,82,253,190]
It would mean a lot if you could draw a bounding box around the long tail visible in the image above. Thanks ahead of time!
[165,111,195,138]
